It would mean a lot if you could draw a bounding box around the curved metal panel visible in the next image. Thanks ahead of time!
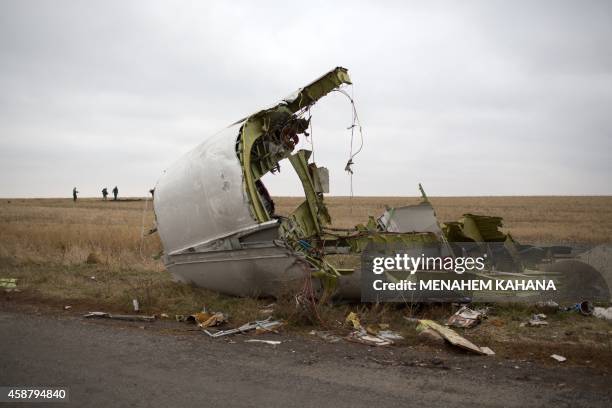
[154,124,257,254]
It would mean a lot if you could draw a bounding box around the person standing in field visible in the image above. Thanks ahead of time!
[72,187,79,202]
[112,186,118,201]
[102,187,108,200]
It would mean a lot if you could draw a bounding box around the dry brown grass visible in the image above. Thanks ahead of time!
[0,198,161,269]
[1,196,611,318]
[1,196,611,365]
[277,196,612,244]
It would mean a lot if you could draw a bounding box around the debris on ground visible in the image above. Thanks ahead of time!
[245,339,281,346]
[447,306,488,328]
[0,278,18,292]
[377,330,404,341]
[343,313,401,346]
[561,301,594,315]
[365,323,389,335]
[160,313,169,318]
[575,301,594,316]
[480,347,495,356]
[175,309,227,327]
[535,300,560,309]
[309,330,343,343]
[203,318,283,338]
[346,330,394,346]
[416,319,491,355]
[255,322,282,334]
[523,313,549,327]
[64,305,72,310]
[197,312,227,328]
[83,312,155,322]
[550,354,567,362]
[345,312,363,330]
[593,306,612,321]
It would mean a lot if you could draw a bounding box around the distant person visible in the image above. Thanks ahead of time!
[102,187,108,201]
[72,187,79,202]
[112,186,118,201]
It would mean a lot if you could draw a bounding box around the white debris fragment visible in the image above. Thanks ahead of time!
[550,354,567,362]
[480,346,495,356]
[593,307,612,322]
[245,339,281,346]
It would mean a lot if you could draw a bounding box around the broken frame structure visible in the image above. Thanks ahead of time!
[153,67,610,302]
[154,67,437,299]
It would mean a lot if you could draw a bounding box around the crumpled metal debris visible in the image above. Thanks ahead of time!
[346,330,393,347]
[175,310,227,327]
[535,300,559,309]
[197,312,227,328]
[566,301,594,316]
[83,312,156,322]
[447,306,488,328]
[345,312,362,330]
[416,319,492,355]
[593,306,612,321]
[344,313,402,346]
[377,330,404,341]
[523,313,549,327]
[203,318,283,338]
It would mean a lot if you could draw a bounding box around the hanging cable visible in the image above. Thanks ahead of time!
[332,85,364,209]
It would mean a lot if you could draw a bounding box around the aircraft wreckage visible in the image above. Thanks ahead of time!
[153,67,610,302]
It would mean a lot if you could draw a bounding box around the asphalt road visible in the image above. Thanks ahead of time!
[1,310,610,407]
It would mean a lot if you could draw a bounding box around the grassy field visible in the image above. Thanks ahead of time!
[277,196,612,244]
[1,196,611,366]
[2,195,611,273]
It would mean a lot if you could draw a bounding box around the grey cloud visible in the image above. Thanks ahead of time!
[0,0,610,197]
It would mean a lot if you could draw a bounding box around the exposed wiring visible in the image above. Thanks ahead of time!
[332,85,365,208]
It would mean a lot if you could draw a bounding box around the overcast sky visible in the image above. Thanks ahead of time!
[1,0,610,197]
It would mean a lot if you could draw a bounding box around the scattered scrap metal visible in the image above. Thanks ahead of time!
[203,318,283,338]
[176,310,228,328]
[447,306,488,328]
[593,306,612,321]
[83,312,156,322]
[523,313,549,327]
[416,319,494,355]
[343,312,404,346]
[550,354,567,362]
